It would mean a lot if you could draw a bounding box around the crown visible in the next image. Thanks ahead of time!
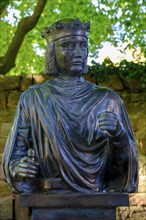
[42,18,91,43]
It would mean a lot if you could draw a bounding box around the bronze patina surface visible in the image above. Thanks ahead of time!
[3,19,138,194]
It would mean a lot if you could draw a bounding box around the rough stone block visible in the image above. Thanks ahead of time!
[0,180,12,197]
[119,77,145,91]
[0,153,3,165]
[0,195,13,220]
[100,74,124,91]
[131,93,146,102]
[118,92,132,108]
[33,74,51,84]
[130,193,146,206]
[121,101,146,156]
[0,153,5,180]
[119,92,131,105]
[0,121,13,153]
[129,206,146,219]
[0,109,16,122]
[116,206,130,220]
[7,91,22,109]
[138,155,146,193]
[84,75,98,84]
[117,193,146,219]
[0,92,7,109]
[0,164,5,180]
[20,75,33,91]
[0,75,20,91]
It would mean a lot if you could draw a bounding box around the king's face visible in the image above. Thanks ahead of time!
[55,36,88,77]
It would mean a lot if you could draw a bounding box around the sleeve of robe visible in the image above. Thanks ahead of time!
[104,91,138,193]
[2,91,38,193]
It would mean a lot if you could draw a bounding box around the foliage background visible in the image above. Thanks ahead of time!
[0,0,145,79]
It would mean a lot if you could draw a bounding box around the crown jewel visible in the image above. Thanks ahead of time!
[42,18,91,43]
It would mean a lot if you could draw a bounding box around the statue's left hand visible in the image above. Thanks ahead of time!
[98,111,122,137]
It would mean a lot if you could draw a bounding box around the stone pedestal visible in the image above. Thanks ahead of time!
[17,192,129,220]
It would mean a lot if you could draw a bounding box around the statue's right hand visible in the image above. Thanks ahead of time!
[14,156,39,181]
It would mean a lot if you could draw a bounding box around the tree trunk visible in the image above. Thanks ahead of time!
[0,0,47,75]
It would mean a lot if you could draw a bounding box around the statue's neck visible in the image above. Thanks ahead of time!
[56,74,84,82]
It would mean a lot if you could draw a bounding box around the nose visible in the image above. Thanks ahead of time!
[74,44,82,58]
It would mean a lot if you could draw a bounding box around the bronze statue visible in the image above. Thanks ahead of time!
[3,18,138,194]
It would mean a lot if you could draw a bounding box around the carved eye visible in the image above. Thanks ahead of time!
[62,43,75,50]
[80,42,87,49]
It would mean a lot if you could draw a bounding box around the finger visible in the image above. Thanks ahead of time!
[99,125,116,131]
[98,115,115,122]
[99,120,117,131]
[99,111,117,117]
[18,166,38,173]
[99,119,117,127]
[21,157,39,168]
[18,167,38,174]
[99,120,117,127]
[18,160,38,169]
[99,117,117,126]
[21,156,36,164]
[19,172,36,178]
[18,167,38,178]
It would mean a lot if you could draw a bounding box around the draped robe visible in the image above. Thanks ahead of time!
[3,76,138,193]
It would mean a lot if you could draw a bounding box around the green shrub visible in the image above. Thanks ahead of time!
[88,58,146,89]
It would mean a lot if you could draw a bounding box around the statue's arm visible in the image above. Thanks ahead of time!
[97,93,136,149]
[3,92,38,192]
[97,93,138,192]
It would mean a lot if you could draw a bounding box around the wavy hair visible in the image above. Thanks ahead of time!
[44,42,58,75]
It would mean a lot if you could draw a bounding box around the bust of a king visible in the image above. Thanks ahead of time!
[3,18,138,194]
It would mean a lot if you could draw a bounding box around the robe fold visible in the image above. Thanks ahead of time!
[3,76,138,193]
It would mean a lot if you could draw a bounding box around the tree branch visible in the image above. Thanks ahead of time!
[0,1,9,18]
[0,0,47,75]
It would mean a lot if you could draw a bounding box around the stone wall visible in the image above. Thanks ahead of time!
[0,74,146,220]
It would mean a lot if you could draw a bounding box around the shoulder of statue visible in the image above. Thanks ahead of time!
[18,84,40,105]
[94,84,113,94]
[20,80,49,98]
[95,85,123,103]
[20,80,52,105]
